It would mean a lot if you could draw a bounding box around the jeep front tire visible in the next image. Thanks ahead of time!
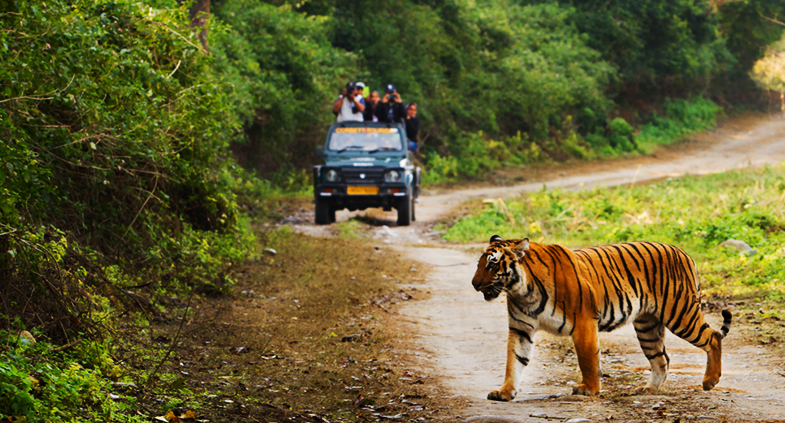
[396,194,412,226]
[315,199,332,225]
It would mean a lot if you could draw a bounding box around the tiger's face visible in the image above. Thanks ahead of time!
[472,235,529,301]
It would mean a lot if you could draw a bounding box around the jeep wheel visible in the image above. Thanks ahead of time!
[328,206,336,223]
[315,199,331,225]
[396,195,412,226]
[411,199,416,222]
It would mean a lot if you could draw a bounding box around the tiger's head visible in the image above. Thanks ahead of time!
[472,235,530,301]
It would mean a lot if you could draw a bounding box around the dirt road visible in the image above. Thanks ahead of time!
[413,115,785,223]
[298,115,785,421]
[403,247,785,422]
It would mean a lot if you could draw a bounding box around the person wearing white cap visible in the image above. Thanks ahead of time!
[355,81,367,97]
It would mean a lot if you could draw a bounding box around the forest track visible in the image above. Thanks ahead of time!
[293,114,785,421]
[413,114,785,223]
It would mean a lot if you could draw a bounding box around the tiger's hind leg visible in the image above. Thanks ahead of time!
[665,305,732,391]
[633,313,669,393]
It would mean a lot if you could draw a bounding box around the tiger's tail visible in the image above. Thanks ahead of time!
[719,310,732,339]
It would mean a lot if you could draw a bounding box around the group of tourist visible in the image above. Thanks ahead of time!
[332,81,420,152]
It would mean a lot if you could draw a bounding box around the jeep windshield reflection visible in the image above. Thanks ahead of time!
[327,127,403,153]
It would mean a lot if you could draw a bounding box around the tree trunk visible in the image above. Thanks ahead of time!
[189,0,210,52]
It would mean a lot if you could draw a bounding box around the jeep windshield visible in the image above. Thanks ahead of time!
[328,127,403,152]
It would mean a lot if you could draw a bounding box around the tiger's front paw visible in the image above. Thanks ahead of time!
[487,388,516,401]
[702,377,719,391]
[571,383,599,396]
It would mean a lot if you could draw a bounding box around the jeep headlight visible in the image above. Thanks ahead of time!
[384,170,401,183]
[325,169,340,182]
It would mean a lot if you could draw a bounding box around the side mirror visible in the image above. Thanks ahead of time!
[315,146,324,157]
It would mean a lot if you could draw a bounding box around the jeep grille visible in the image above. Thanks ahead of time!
[343,168,385,184]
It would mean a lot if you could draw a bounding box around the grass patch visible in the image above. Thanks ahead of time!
[635,97,723,153]
[439,165,785,300]
[335,220,364,240]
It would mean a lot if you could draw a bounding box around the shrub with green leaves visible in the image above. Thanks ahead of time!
[0,332,144,423]
[0,0,260,419]
[1,0,254,300]
[420,96,720,182]
[211,0,355,178]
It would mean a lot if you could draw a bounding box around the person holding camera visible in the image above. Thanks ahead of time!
[332,82,365,122]
[377,84,406,124]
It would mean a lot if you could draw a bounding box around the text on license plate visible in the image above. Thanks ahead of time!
[347,186,379,195]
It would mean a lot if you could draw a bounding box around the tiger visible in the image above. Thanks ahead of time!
[471,235,732,401]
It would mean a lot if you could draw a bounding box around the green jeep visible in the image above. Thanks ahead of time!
[313,121,420,226]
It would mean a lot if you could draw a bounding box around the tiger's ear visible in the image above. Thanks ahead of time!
[514,238,530,258]
[490,235,503,244]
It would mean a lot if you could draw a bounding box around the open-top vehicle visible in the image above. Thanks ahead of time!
[313,121,420,226]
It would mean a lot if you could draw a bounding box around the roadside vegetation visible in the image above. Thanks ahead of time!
[1,224,440,422]
[440,165,785,302]
[423,97,725,184]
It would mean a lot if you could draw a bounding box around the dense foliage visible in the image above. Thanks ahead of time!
[211,0,355,183]
[719,0,785,103]
[216,0,784,181]
[0,1,254,420]
[440,165,785,300]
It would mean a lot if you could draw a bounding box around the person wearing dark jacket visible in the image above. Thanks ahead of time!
[377,84,406,123]
[405,102,420,152]
[363,91,381,122]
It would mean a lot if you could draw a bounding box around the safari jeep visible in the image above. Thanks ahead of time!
[313,121,420,226]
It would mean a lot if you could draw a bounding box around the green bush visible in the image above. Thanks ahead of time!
[636,97,723,153]
[422,96,721,185]
[0,1,256,419]
[608,118,637,153]
[212,1,355,178]
[0,333,144,422]
[0,0,254,294]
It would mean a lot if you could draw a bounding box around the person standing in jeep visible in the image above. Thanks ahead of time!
[364,91,382,122]
[332,82,365,122]
[377,84,405,124]
[405,102,420,152]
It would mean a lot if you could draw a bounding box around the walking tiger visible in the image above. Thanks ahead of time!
[471,235,732,401]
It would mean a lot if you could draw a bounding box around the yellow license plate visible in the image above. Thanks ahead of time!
[347,186,379,195]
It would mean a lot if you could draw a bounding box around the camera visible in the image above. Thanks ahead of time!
[345,82,356,96]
